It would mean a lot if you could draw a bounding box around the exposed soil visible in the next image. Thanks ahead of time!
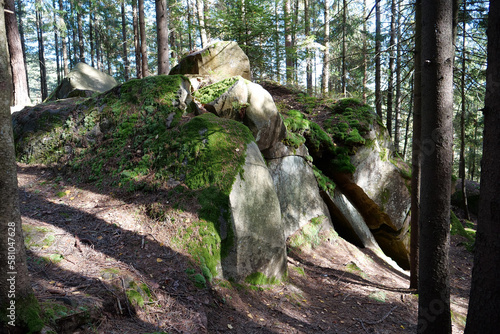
[16,83,474,334]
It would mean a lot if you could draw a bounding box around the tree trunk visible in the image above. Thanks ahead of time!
[53,0,60,84]
[0,4,43,331]
[394,0,401,153]
[418,0,454,333]
[464,1,500,330]
[304,0,312,94]
[459,0,470,220]
[410,0,421,291]
[196,0,208,47]
[386,0,396,137]
[341,0,347,96]
[284,0,292,85]
[139,0,149,77]
[89,12,94,67]
[132,0,141,78]
[58,0,69,77]
[321,0,330,97]
[121,0,129,80]
[187,0,193,50]
[274,0,281,83]
[35,0,48,101]
[15,0,29,93]
[375,0,382,119]
[362,0,367,103]
[5,0,30,106]
[156,0,170,75]
[77,9,84,63]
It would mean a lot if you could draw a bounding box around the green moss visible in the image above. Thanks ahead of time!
[244,272,280,286]
[291,266,306,276]
[1,293,43,333]
[193,76,241,104]
[313,166,336,195]
[288,216,332,250]
[450,211,475,251]
[346,261,368,279]
[126,281,153,308]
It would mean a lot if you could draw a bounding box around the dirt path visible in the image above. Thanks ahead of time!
[17,163,473,334]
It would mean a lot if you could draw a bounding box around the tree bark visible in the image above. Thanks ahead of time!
[5,0,30,106]
[196,0,208,47]
[35,0,48,101]
[121,0,129,80]
[304,0,312,94]
[362,0,367,103]
[138,0,148,77]
[58,0,69,77]
[321,0,330,97]
[341,0,347,96]
[284,0,292,85]
[375,0,382,119]
[465,1,500,330]
[459,0,470,220]
[156,0,170,75]
[394,0,401,154]
[418,0,454,333]
[386,0,396,137]
[89,11,94,67]
[132,0,141,78]
[410,0,421,291]
[0,3,43,331]
[77,8,84,63]
[53,0,60,84]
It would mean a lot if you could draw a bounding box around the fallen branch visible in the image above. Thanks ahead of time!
[354,305,398,332]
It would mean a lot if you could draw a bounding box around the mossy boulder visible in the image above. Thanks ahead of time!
[194,77,286,151]
[47,62,118,101]
[170,41,252,82]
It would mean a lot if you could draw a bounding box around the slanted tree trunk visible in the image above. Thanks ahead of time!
[139,0,148,77]
[5,0,30,106]
[465,1,500,330]
[156,0,170,74]
[0,4,43,331]
[35,0,48,101]
[321,0,330,97]
[121,0,129,80]
[410,0,421,291]
[132,0,141,78]
[375,0,382,119]
[418,0,454,333]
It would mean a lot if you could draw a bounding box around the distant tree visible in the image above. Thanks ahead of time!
[0,2,43,331]
[375,0,382,119]
[465,0,500,331]
[139,0,148,76]
[121,0,129,80]
[156,0,170,74]
[418,0,454,332]
[132,0,141,78]
[196,0,208,47]
[5,0,30,106]
[284,0,292,84]
[386,0,396,136]
[35,0,48,101]
[59,0,68,76]
[321,0,330,96]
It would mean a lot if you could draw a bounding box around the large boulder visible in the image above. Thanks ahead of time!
[222,142,287,282]
[195,77,286,151]
[48,63,118,101]
[268,155,333,239]
[170,41,252,82]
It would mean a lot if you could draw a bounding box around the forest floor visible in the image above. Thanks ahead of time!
[16,83,474,334]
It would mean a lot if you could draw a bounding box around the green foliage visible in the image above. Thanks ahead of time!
[244,272,280,286]
[450,211,475,251]
[312,166,336,195]
[193,76,242,104]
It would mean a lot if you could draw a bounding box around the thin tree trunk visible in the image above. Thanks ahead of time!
[341,0,347,96]
[459,0,470,220]
[410,0,421,291]
[132,0,141,78]
[394,0,401,153]
[77,9,84,63]
[0,3,43,331]
[375,0,382,119]
[362,0,367,103]
[89,12,94,67]
[58,0,69,77]
[304,0,312,94]
[275,0,281,83]
[187,0,193,50]
[386,0,396,137]
[5,0,30,105]
[284,0,292,85]
[35,0,48,101]
[122,0,129,80]
[402,78,413,160]
[418,0,454,332]
[139,0,149,77]
[196,0,208,47]
[321,0,330,97]
[465,1,500,331]
[53,0,60,84]
[156,0,170,75]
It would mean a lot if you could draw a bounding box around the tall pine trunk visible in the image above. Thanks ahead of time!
[341,0,347,96]
[464,0,500,330]
[321,0,330,97]
[196,0,208,47]
[5,0,30,105]
[77,9,84,63]
[387,0,396,137]
[375,0,382,119]
[122,1,129,80]
[305,0,312,94]
[156,0,170,74]
[59,0,69,77]
[394,0,401,153]
[132,0,141,78]
[35,0,48,101]
[0,4,43,331]
[418,0,454,333]
[139,0,148,77]
[284,0,292,85]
